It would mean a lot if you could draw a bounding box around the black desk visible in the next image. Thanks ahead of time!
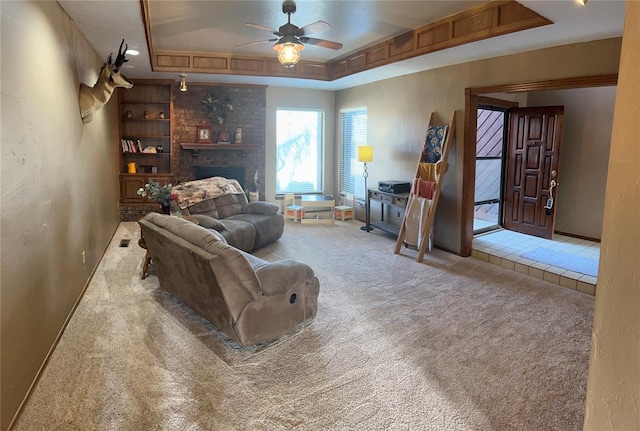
[365,188,410,235]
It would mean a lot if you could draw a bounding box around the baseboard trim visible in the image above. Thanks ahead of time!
[7,223,121,431]
[554,230,601,243]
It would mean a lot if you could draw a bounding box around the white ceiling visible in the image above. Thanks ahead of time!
[58,0,625,91]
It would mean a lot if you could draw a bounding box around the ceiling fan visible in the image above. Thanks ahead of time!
[239,0,343,67]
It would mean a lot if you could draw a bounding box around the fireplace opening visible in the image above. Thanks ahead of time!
[195,166,245,189]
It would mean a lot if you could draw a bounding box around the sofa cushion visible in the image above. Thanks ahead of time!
[191,214,226,231]
[218,219,256,252]
[245,201,279,216]
[183,198,219,218]
[215,193,247,219]
[227,212,284,250]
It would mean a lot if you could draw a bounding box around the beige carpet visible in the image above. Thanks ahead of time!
[14,220,594,431]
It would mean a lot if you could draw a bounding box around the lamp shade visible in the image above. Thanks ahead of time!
[358,145,373,163]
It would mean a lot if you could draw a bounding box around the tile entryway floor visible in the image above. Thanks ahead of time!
[471,229,599,295]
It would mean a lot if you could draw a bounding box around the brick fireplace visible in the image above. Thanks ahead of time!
[118,84,267,221]
[172,84,266,197]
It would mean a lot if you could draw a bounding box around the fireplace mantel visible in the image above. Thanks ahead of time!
[180,143,259,150]
[180,143,260,156]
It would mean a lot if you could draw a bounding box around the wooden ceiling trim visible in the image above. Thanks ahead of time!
[156,54,190,68]
[193,56,228,70]
[468,74,619,95]
[329,0,551,80]
[230,58,264,72]
[152,51,330,81]
[143,0,552,82]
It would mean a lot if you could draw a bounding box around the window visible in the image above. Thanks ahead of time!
[340,108,367,196]
[276,109,324,194]
[474,106,507,233]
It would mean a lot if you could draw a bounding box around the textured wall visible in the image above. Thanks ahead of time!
[172,85,266,197]
[0,1,121,429]
[336,37,622,253]
[584,2,640,429]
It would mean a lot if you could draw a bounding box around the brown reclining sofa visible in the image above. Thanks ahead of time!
[139,212,320,346]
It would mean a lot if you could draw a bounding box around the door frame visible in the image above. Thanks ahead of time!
[461,74,618,256]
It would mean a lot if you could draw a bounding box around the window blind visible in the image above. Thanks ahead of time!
[340,108,367,196]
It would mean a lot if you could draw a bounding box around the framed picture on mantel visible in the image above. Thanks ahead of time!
[196,125,212,143]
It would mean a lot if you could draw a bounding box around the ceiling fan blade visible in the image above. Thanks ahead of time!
[246,23,282,36]
[236,38,279,48]
[296,20,331,37]
[299,37,343,50]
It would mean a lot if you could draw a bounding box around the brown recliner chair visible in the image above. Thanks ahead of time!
[139,212,319,347]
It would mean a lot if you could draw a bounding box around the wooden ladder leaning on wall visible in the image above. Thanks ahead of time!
[393,111,456,262]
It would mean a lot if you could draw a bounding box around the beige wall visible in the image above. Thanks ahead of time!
[265,87,336,204]
[0,2,121,429]
[584,1,640,430]
[336,38,622,253]
[528,87,616,240]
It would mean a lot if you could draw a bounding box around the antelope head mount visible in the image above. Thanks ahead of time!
[79,39,133,124]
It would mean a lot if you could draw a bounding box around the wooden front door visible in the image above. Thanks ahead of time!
[504,106,564,239]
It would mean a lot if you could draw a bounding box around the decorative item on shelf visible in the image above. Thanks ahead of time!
[127,162,137,174]
[196,124,212,143]
[248,170,260,202]
[125,110,133,119]
[159,111,165,119]
[202,91,233,126]
[358,145,374,231]
[156,144,164,153]
[234,127,242,144]
[137,179,177,215]
[217,130,230,144]
[142,146,157,154]
[143,111,149,119]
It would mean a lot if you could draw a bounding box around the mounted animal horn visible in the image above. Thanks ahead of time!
[79,38,133,124]
[113,39,129,72]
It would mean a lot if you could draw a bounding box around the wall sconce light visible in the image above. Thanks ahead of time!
[179,74,187,92]
[358,145,374,231]
[274,35,304,68]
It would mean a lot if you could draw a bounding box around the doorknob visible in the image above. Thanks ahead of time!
[545,179,559,215]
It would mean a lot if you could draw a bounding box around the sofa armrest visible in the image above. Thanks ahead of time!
[255,260,316,296]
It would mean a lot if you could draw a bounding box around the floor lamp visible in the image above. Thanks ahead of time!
[358,145,373,231]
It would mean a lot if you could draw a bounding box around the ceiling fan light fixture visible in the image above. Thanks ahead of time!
[274,39,304,68]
